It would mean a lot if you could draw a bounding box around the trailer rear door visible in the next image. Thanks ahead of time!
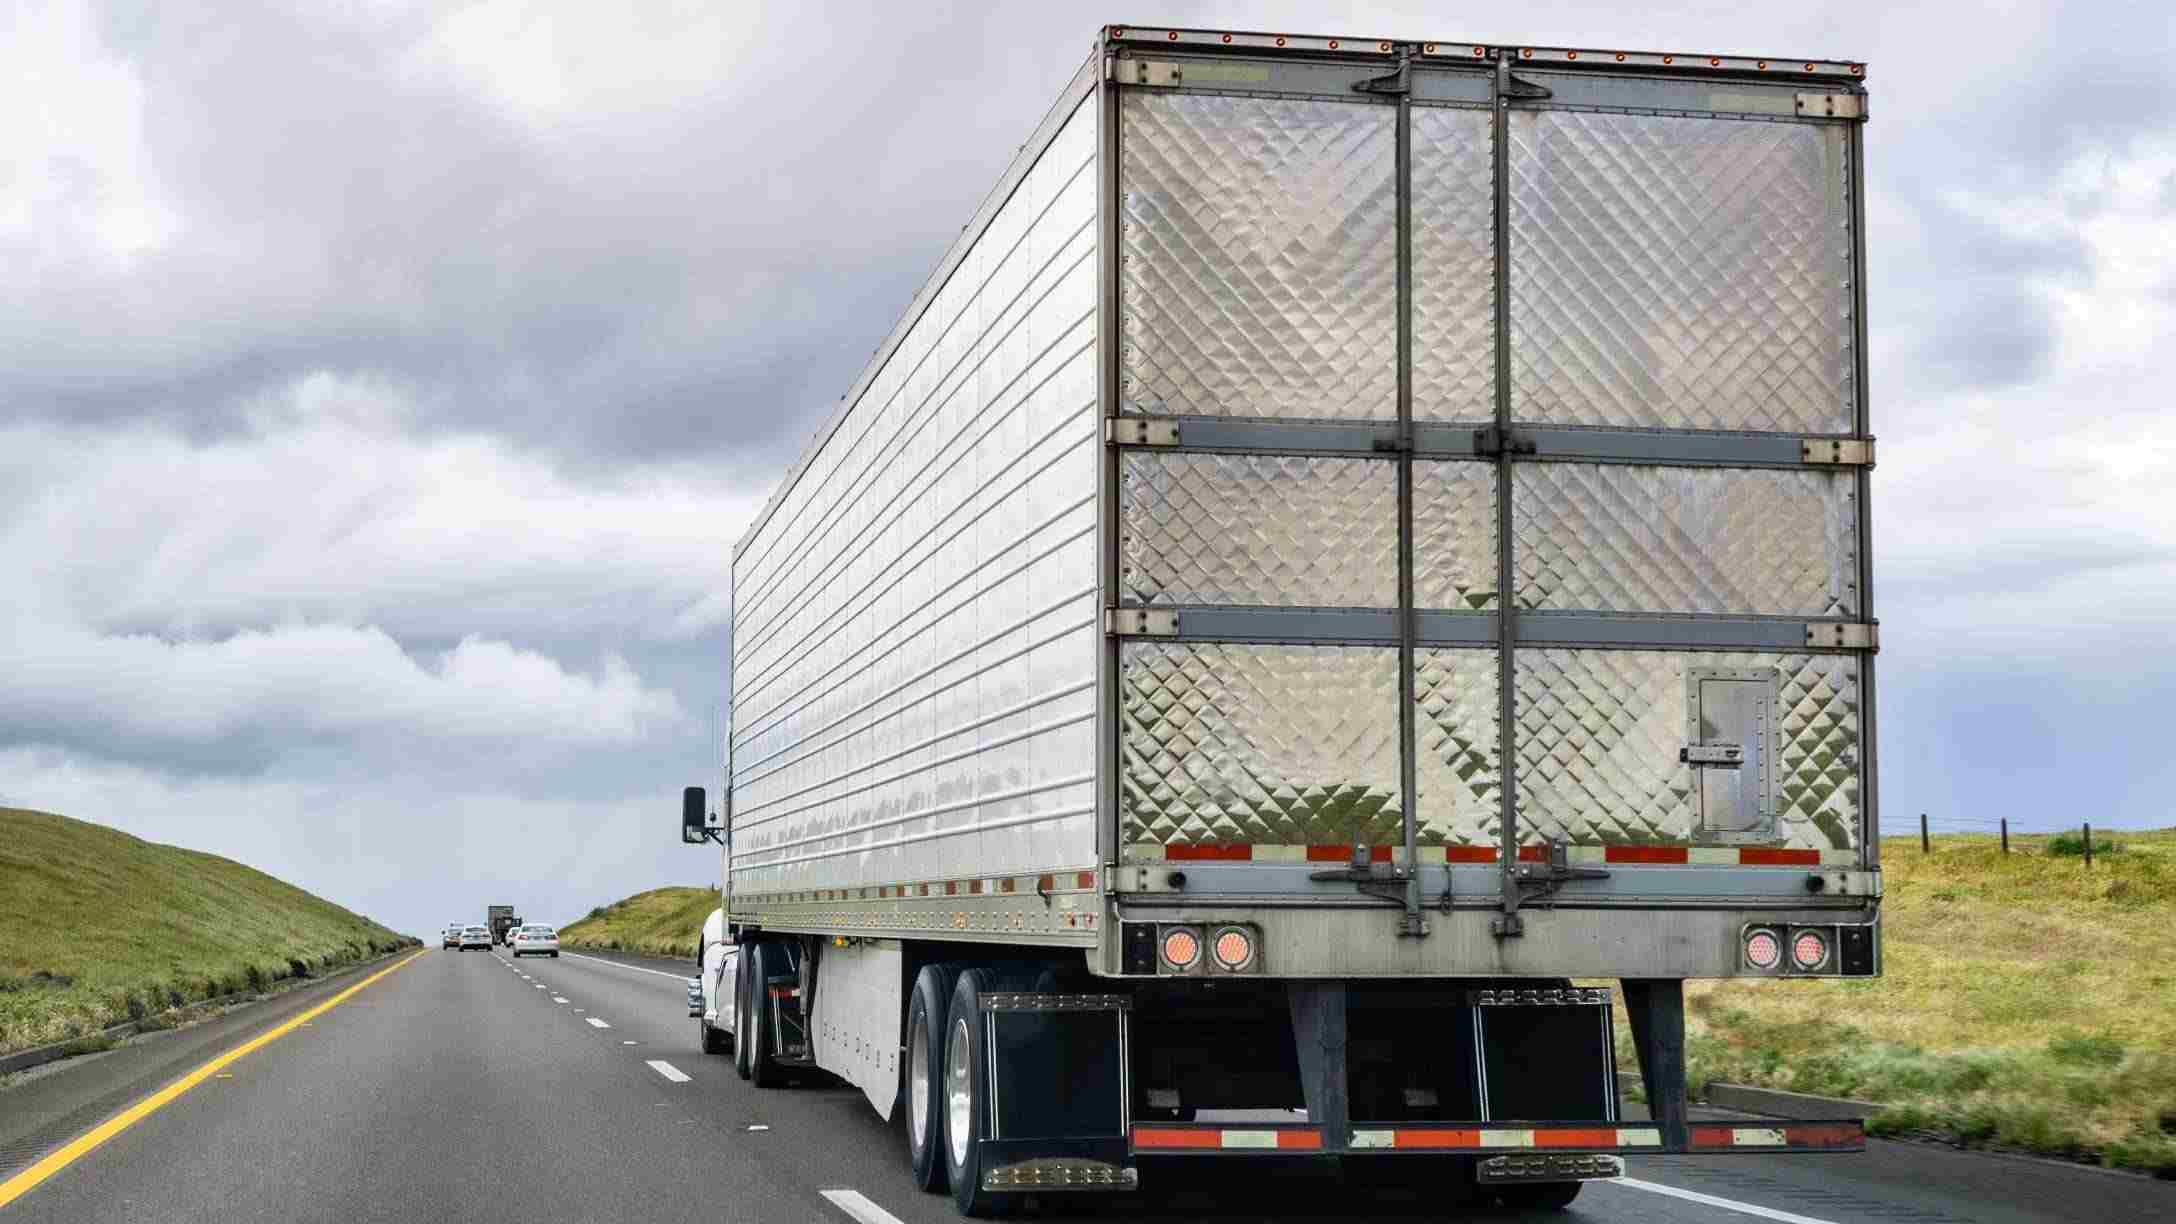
[1108,45,1874,913]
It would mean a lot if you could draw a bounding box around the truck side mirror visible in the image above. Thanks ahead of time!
[682,786,708,844]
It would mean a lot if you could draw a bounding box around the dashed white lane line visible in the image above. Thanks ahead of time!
[558,950,698,981]
[819,1189,905,1224]
[1606,1177,1844,1224]
[646,1060,690,1083]
[585,1018,612,1029]
[551,996,568,1004]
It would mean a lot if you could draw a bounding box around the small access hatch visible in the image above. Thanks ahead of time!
[1684,668,1779,843]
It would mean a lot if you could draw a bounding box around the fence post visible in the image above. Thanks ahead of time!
[2084,822,2093,868]
[2000,817,2009,854]
[1920,813,1929,854]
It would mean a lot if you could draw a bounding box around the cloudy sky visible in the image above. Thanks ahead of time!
[3,1,2172,936]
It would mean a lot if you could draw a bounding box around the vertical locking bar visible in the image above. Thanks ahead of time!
[1095,52,1125,938]
[1847,106,1880,874]
[1391,48,1424,938]
[1490,50,1525,936]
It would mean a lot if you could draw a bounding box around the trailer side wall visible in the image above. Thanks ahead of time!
[729,91,1102,901]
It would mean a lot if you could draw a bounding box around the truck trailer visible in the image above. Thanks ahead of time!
[487,904,517,946]
[683,24,1879,1216]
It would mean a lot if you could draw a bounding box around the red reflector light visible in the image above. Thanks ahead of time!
[1744,929,1782,970]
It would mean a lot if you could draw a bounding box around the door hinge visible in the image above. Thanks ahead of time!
[1472,426,1535,458]
[1795,91,1866,121]
[1112,59,1183,87]
[1801,437,1874,466]
[1107,417,1180,447]
[1106,608,1178,637]
[1354,58,1411,97]
[1805,622,1878,651]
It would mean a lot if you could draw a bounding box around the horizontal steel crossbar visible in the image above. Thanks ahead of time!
[1110,416,1867,469]
[1114,606,1868,652]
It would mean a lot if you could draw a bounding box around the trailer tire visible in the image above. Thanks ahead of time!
[904,963,963,1192]
[943,968,1034,1217]
[1496,1181,1583,1211]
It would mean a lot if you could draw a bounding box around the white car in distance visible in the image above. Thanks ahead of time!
[510,925,559,958]
[458,925,492,950]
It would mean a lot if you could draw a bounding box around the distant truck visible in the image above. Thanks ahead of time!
[683,24,1879,1217]
[487,905,517,946]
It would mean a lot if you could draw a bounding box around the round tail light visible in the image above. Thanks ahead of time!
[1160,926,1201,970]
[1210,926,1256,971]
[1791,929,1831,972]
[1744,927,1782,971]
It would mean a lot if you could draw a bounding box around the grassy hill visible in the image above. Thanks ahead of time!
[0,807,416,1055]
[1640,828,2176,1174]
[557,885,717,959]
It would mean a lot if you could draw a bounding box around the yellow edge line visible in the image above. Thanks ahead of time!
[0,949,424,1209]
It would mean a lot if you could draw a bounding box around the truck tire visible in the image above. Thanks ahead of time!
[941,968,1033,1217]
[699,1014,731,1056]
[746,941,787,1089]
[1496,1181,1583,1211]
[733,950,754,1081]
[904,963,963,1192]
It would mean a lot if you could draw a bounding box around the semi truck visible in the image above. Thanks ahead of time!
[487,905,518,946]
[682,24,1879,1216]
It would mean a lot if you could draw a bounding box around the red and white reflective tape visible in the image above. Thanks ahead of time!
[1134,1121,1862,1154]
[1133,1126,1322,1151]
[1689,1122,1861,1150]
[1126,844,1857,867]
[1349,1126,1661,1151]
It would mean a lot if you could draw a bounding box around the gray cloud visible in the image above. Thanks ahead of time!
[4,1,2175,934]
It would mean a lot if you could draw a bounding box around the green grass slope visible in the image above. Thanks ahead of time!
[1619,828,2176,1174]
[557,886,716,959]
[0,807,416,1055]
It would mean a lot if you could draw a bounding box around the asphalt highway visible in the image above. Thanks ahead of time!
[2,946,2169,1222]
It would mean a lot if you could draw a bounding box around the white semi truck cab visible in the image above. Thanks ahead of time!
[684,24,1879,1216]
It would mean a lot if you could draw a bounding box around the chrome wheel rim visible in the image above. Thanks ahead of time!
[908,1010,931,1150]
[944,1015,973,1168]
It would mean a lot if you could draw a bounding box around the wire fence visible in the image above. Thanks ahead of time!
[1909,813,2112,863]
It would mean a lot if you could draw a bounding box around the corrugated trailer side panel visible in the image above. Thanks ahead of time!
[728,86,1101,901]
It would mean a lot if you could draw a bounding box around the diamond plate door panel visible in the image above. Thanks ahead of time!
[1121,92,1397,419]
[1513,465,1857,617]
[1121,453,1396,607]
[1120,644,1402,853]
[1507,110,1854,433]
[1411,104,1497,423]
[1514,650,1859,854]
[1414,460,1499,610]
[1415,647,1502,850]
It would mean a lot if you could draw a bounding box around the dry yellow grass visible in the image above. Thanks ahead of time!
[1626,829,2176,1172]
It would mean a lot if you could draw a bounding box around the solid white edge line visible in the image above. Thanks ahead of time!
[646,1059,691,1083]
[819,1188,907,1224]
[558,950,698,980]
[1609,1176,1845,1224]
